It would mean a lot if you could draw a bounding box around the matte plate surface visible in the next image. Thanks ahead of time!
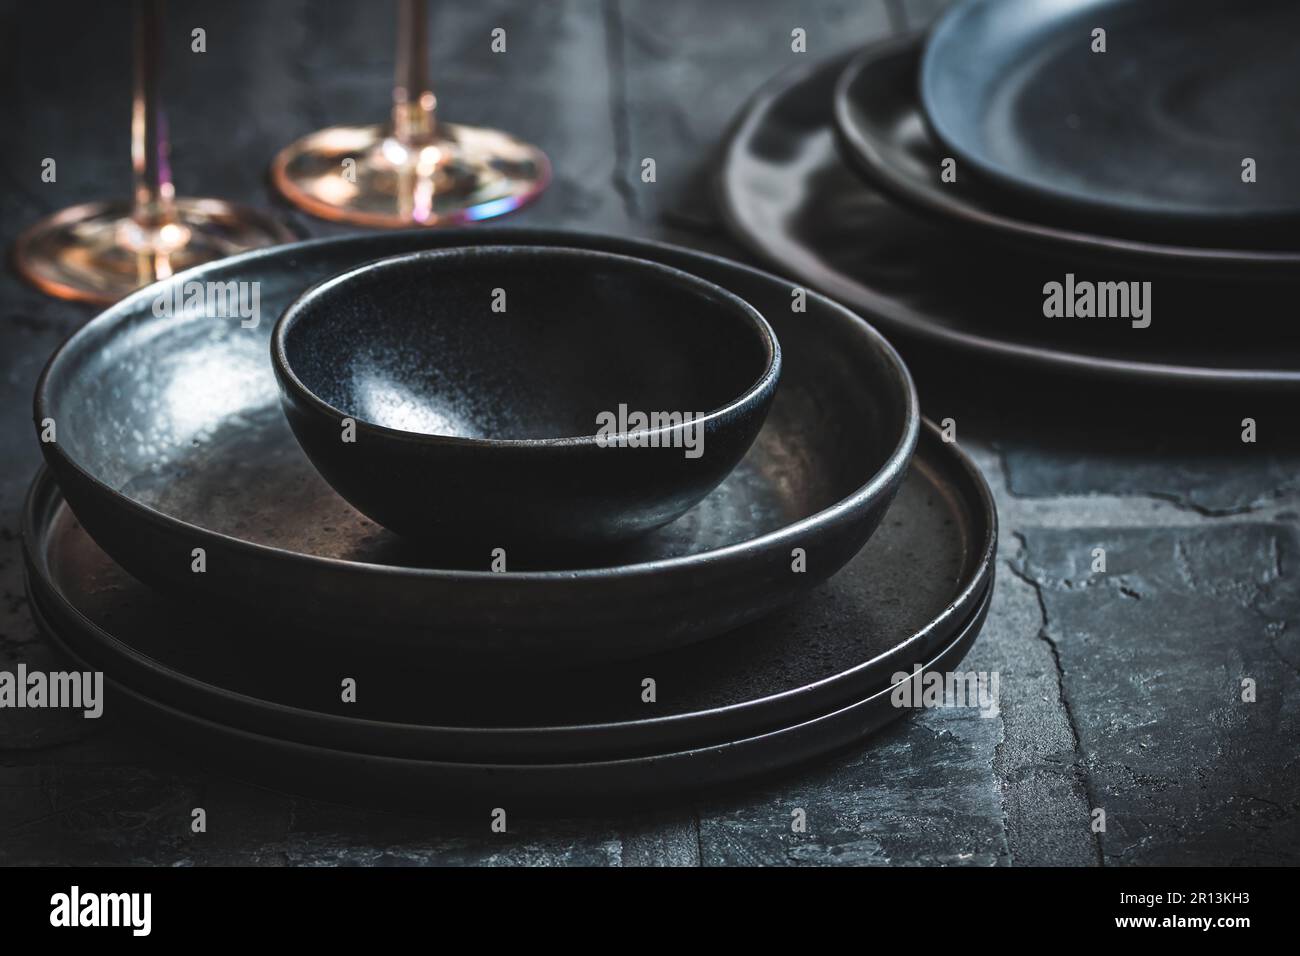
[35,230,919,664]
[28,579,991,811]
[921,0,1300,236]
[720,47,1300,388]
[833,34,1300,273]
[23,422,995,763]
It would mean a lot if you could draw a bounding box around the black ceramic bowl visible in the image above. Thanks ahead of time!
[271,245,781,549]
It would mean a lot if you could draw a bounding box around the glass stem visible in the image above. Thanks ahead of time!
[392,0,437,147]
[130,0,176,232]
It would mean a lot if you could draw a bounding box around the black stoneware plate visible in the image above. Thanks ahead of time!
[720,48,1300,389]
[22,422,996,763]
[921,0,1300,239]
[34,229,919,666]
[27,578,991,812]
[833,34,1300,274]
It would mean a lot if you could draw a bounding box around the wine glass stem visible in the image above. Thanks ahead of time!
[131,0,176,231]
[393,0,437,147]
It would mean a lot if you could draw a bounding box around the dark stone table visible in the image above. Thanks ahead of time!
[1,0,1296,865]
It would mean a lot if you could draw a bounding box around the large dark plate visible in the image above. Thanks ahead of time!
[22,421,996,763]
[921,0,1300,238]
[27,578,992,812]
[34,229,919,665]
[720,47,1300,389]
[833,34,1300,273]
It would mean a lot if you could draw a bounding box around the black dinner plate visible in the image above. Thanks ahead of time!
[22,419,996,763]
[719,46,1300,389]
[833,34,1300,274]
[920,0,1300,239]
[34,229,919,667]
[27,575,993,812]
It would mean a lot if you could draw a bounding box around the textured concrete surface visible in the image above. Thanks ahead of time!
[1,0,1297,865]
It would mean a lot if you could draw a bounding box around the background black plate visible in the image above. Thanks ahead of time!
[833,34,1300,273]
[28,581,992,812]
[921,0,1300,237]
[720,48,1300,389]
[23,421,996,763]
[35,229,918,665]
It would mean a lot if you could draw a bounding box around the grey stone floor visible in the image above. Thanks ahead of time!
[1,0,1296,865]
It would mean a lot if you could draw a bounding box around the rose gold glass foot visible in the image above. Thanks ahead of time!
[271,0,549,228]
[12,1,290,306]
[270,121,549,228]
[13,198,294,305]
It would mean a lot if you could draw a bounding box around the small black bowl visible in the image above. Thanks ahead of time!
[271,245,781,549]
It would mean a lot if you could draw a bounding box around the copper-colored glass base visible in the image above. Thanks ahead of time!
[13,199,294,305]
[270,122,550,228]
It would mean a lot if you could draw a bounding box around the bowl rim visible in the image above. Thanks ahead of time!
[270,244,783,448]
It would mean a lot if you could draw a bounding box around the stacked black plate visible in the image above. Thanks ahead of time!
[25,229,997,812]
[718,0,1300,389]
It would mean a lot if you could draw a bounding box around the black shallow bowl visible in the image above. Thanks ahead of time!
[272,246,781,548]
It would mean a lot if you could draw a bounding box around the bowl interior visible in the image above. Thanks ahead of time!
[279,247,773,441]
